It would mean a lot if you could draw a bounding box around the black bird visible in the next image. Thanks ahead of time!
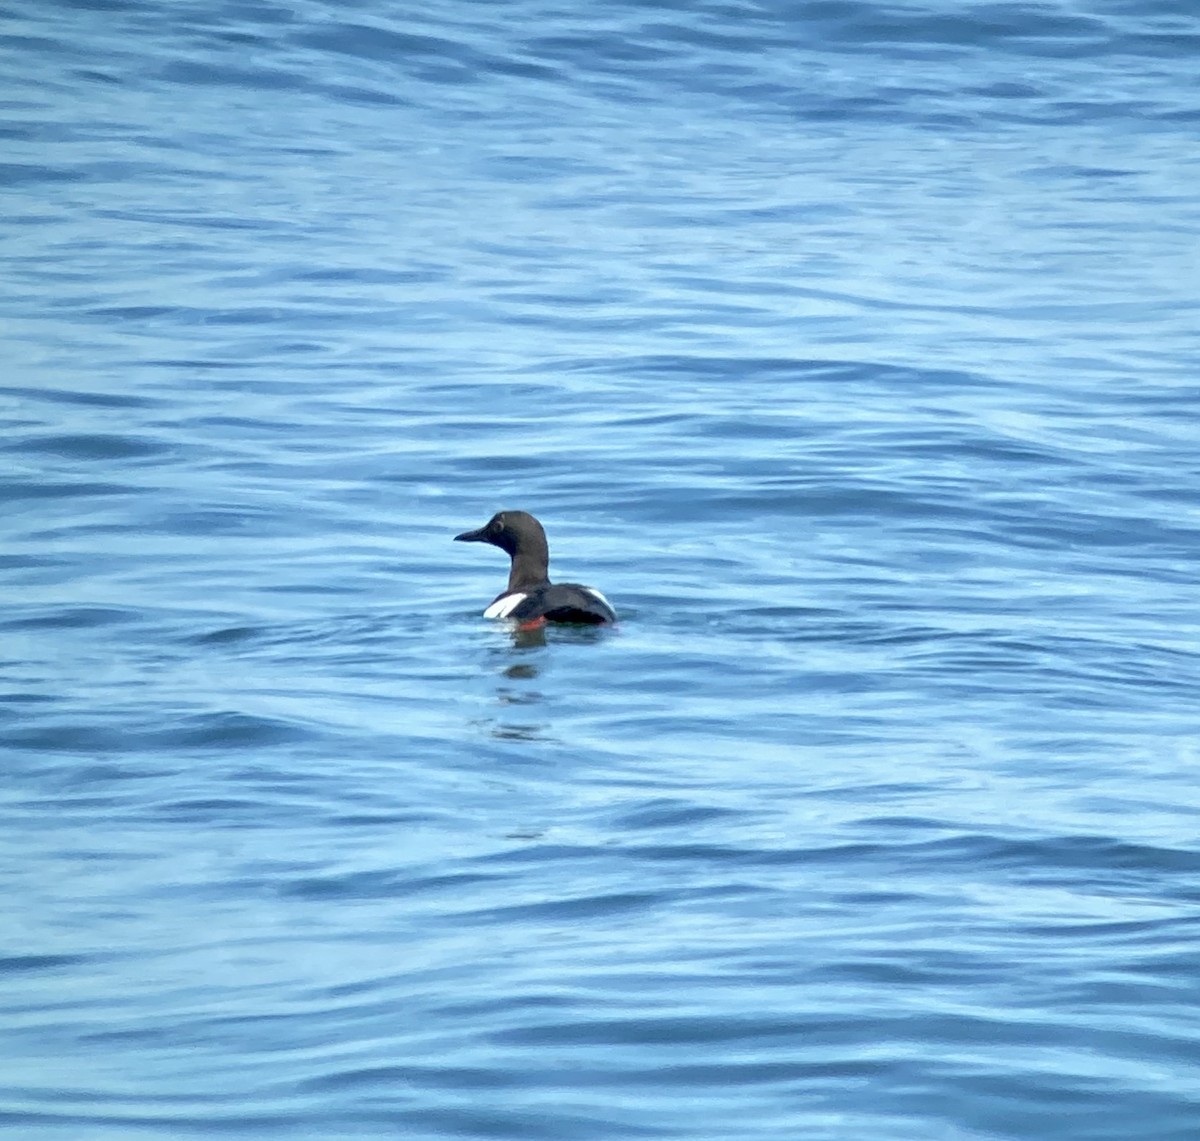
[454,510,617,627]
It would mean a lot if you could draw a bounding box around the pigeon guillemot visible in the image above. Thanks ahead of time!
[454,510,617,627]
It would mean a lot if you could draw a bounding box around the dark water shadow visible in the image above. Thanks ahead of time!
[476,622,615,742]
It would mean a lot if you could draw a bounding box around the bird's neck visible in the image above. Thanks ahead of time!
[507,547,550,592]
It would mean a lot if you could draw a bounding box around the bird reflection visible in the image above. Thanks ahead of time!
[511,625,548,651]
[485,639,547,739]
[481,622,610,742]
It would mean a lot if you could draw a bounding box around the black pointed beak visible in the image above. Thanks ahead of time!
[454,526,487,543]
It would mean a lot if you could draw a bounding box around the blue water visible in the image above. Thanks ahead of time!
[4,1,1200,1137]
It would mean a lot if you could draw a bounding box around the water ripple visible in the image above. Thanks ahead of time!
[4,0,1200,1137]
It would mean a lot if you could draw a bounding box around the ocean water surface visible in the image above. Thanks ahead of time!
[3,0,1200,1138]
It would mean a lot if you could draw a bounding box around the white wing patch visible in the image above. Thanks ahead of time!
[483,592,527,619]
[582,588,613,611]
